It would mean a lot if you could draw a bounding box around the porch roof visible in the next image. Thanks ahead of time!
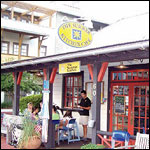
[1,39,149,73]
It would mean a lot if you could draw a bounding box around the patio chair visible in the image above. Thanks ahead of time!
[111,130,130,149]
[114,132,149,149]
[59,118,80,144]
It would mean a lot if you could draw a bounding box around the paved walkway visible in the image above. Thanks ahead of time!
[1,136,16,149]
[1,136,90,149]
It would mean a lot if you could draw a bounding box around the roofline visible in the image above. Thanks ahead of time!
[1,40,149,70]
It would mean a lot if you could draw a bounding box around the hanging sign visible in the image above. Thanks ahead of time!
[58,22,92,48]
[59,61,80,74]
[114,96,125,114]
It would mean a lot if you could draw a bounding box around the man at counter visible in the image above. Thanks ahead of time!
[78,90,91,141]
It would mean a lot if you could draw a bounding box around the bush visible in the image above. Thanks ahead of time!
[19,94,42,113]
[1,101,12,109]
[81,143,105,149]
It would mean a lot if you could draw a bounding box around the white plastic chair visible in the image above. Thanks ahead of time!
[114,132,149,149]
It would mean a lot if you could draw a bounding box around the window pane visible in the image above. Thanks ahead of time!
[133,72,137,80]
[78,76,82,86]
[134,107,139,117]
[138,72,143,79]
[74,77,78,86]
[123,72,127,80]
[135,87,140,95]
[134,118,139,127]
[134,97,139,106]
[113,73,117,80]
[113,86,118,95]
[147,108,149,117]
[143,71,148,79]
[124,86,129,95]
[127,72,132,80]
[140,107,145,117]
[118,86,123,95]
[140,118,145,128]
[1,42,8,54]
[141,86,146,95]
[118,73,122,80]
[140,97,145,106]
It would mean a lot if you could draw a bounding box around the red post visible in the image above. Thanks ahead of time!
[17,72,23,85]
[43,68,47,80]
[97,62,108,82]
[50,68,57,84]
[87,64,93,81]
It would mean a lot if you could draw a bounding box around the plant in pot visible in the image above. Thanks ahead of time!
[18,116,41,149]
[81,143,105,149]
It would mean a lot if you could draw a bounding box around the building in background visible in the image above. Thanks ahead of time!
[1,1,107,103]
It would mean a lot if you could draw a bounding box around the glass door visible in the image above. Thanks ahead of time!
[110,83,132,134]
[110,82,149,136]
[132,83,149,135]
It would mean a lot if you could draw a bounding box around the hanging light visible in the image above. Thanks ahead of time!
[116,61,128,69]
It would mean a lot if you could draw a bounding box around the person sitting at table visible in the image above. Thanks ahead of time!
[59,110,73,129]
[31,106,40,121]
[23,102,33,116]
[52,105,60,120]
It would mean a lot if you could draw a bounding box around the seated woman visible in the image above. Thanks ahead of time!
[59,110,73,129]
[31,106,40,121]
[52,105,60,120]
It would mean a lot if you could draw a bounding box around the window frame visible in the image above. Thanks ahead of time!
[40,45,47,57]
[13,42,29,56]
[62,71,84,109]
[1,41,10,54]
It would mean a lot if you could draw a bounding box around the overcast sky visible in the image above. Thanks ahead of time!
[79,1,149,24]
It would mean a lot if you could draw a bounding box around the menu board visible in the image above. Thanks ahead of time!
[114,96,125,114]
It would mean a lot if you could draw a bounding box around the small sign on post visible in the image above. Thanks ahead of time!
[114,96,125,114]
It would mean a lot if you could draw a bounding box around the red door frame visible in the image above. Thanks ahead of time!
[110,81,149,135]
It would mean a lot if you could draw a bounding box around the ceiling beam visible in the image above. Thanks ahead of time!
[1,6,11,12]
[21,6,37,16]
[38,15,49,21]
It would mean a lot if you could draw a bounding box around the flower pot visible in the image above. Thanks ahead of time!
[22,136,41,149]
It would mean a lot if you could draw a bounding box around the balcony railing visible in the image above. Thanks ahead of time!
[1,53,35,64]
[1,18,53,36]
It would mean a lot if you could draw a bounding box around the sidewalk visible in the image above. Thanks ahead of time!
[1,136,16,149]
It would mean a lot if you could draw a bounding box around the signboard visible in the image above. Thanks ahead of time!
[59,61,80,74]
[114,96,125,114]
[58,22,92,48]
[43,80,49,90]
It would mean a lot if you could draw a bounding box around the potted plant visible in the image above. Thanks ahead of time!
[81,143,105,149]
[18,116,41,149]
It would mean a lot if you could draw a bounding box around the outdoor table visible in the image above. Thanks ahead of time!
[59,108,83,115]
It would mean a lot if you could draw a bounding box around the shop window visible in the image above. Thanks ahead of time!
[64,73,83,108]
[13,43,29,56]
[1,41,9,54]
[112,70,149,81]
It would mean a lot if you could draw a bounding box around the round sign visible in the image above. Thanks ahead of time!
[58,22,92,48]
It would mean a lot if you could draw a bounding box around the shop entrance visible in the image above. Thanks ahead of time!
[109,68,149,136]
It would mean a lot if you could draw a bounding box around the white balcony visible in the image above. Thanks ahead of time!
[1,18,53,36]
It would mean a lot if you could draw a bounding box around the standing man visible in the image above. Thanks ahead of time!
[79,90,91,141]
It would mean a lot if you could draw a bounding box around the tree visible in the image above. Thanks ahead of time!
[1,72,43,98]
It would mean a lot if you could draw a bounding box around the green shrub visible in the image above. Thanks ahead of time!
[1,101,12,108]
[81,143,105,149]
[19,94,42,113]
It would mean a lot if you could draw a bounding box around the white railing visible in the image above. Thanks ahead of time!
[1,18,53,36]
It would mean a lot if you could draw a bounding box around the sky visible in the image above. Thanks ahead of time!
[79,1,149,24]
[22,1,149,24]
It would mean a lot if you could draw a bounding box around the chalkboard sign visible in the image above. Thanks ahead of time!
[114,96,125,114]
